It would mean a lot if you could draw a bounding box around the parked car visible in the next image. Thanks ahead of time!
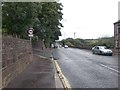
[64,45,68,48]
[92,46,112,56]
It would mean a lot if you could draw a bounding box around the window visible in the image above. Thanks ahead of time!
[118,28,120,33]
[116,25,120,34]
[115,40,119,48]
[94,46,97,49]
[99,46,107,49]
[119,40,120,47]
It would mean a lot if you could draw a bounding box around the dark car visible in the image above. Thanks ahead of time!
[92,46,112,56]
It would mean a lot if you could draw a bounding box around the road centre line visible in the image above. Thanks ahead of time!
[100,64,120,74]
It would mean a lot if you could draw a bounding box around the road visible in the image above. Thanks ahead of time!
[52,47,118,88]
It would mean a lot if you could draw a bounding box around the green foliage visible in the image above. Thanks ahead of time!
[62,37,114,49]
[61,38,73,47]
[2,2,63,47]
[66,38,74,45]
[95,37,114,48]
[74,38,85,48]
[2,2,38,36]
[37,2,63,46]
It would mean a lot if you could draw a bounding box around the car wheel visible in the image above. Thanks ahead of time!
[100,51,103,55]
[109,54,112,56]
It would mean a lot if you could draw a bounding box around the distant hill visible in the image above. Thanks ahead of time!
[61,37,114,49]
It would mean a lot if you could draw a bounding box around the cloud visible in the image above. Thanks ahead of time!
[59,0,119,40]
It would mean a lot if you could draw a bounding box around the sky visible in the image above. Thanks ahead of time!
[59,0,120,40]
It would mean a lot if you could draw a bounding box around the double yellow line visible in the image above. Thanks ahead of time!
[36,54,72,90]
[53,60,72,90]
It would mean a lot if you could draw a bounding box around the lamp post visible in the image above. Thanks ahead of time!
[74,32,76,39]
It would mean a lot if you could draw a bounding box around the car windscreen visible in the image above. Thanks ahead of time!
[99,46,107,49]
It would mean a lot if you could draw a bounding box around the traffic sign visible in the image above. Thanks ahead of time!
[28,34,33,37]
[28,29,33,34]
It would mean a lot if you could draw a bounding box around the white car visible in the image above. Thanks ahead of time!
[64,45,68,48]
[92,46,112,56]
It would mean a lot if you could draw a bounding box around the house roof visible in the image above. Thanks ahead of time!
[114,20,120,24]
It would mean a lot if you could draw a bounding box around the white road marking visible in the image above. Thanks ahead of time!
[100,64,119,73]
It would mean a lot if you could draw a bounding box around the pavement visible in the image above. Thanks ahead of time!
[33,48,53,59]
[2,48,64,89]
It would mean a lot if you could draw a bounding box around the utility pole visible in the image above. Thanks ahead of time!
[74,32,76,39]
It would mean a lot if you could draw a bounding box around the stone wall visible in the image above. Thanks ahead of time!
[32,40,45,50]
[2,36,33,88]
[0,35,2,89]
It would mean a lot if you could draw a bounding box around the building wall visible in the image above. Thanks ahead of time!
[114,20,120,54]
[2,36,33,88]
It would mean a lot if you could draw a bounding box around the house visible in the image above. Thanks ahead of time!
[114,20,120,54]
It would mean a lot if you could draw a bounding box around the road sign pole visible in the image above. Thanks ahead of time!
[30,37,32,41]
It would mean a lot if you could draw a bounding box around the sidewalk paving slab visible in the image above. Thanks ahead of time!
[2,54,57,89]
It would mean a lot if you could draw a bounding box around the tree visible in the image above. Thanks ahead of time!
[37,2,63,47]
[2,2,63,47]
[61,37,114,49]
[2,2,39,38]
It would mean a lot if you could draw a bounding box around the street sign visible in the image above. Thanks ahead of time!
[28,29,33,34]
[28,28,33,38]
[28,34,33,37]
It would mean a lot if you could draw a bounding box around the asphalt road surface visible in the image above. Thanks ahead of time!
[53,47,118,88]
